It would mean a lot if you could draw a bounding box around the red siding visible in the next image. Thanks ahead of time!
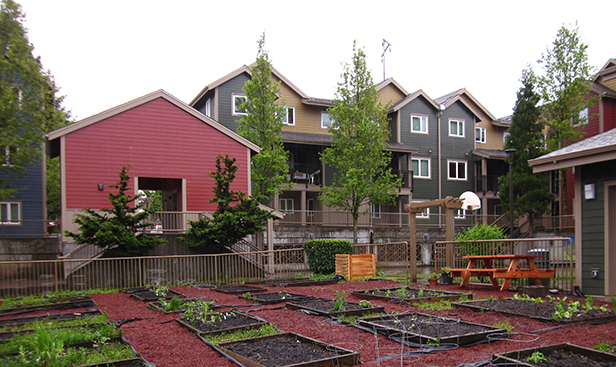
[604,97,616,131]
[64,98,250,211]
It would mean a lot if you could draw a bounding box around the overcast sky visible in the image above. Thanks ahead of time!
[16,0,616,122]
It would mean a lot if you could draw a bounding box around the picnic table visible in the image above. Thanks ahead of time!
[448,254,556,291]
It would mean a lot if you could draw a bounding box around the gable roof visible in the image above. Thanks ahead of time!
[189,63,310,106]
[389,89,439,112]
[376,77,409,96]
[47,89,261,153]
[529,128,616,172]
[434,88,496,122]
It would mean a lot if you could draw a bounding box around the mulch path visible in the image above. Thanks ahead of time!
[5,280,616,366]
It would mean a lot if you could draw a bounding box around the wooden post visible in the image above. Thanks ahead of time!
[445,207,455,268]
[408,210,417,282]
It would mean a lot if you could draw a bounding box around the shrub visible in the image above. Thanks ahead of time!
[454,224,506,256]
[303,239,352,274]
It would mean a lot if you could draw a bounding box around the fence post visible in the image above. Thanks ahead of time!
[138,258,143,287]
[54,261,59,292]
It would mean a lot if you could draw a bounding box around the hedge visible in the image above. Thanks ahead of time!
[303,239,352,275]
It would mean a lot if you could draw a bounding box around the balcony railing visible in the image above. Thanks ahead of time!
[288,163,321,185]
[475,175,501,194]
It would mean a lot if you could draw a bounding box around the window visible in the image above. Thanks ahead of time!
[503,131,511,145]
[204,98,212,117]
[449,119,464,137]
[279,198,294,212]
[448,160,467,180]
[416,207,429,219]
[0,202,20,224]
[573,107,589,125]
[475,127,486,143]
[372,204,381,219]
[282,107,295,125]
[232,95,247,115]
[411,158,430,178]
[455,209,466,219]
[1,146,17,167]
[411,115,428,134]
[321,111,335,128]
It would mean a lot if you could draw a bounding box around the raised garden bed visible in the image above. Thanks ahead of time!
[213,284,267,294]
[286,298,385,317]
[352,286,472,304]
[126,288,186,302]
[0,309,103,328]
[258,278,338,287]
[492,343,616,366]
[0,296,96,316]
[176,310,268,336]
[217,332,359,367]
[453,298,616,323]
[147,298,213,314]
[358,311,505,346]
[240,292,315,305]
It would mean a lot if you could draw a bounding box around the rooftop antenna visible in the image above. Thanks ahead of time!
[381,39,391,81]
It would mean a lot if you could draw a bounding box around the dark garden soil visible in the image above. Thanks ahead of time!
[241,292,315,304]
[494,343,616,367]
[147,298,214,314]
[533,348,615,367]
[126,289,186,302]
[286,298,385,317]
[456,298,616,322]
[212,284,267,294]
[176,311,266,335]
[5,280,616,366]
[353,286,471,304]
[0,296,96,316]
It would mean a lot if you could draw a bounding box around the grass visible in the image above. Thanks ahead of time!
[412,299,454,311]
[338,312,385,324]
[0,313,110,333]
[0,288,120,310]
[203,323,281,345]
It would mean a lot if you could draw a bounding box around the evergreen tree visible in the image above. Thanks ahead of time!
[498,68,553,238]
[65,166,167,257]
[537,23,597,215]
[0,0,68,200]
[181,154,275,254]
[320,42,400,243]
[237,33,291,206]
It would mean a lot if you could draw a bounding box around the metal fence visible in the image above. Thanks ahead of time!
[0,242,411,297]
[433,237,574,292]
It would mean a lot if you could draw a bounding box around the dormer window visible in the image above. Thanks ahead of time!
[232,94,247,115]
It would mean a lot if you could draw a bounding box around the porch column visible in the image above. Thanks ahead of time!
[300,190,306,226]
[482,158,488,224]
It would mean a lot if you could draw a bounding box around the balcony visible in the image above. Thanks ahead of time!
[288,164,322,186]
[475,175,502,195]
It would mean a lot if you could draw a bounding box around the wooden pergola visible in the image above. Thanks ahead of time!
[404,197,464,281]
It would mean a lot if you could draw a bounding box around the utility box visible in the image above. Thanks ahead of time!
[335,254,376,280]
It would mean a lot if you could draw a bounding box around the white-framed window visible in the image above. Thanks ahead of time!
[448,160,467,180]
[204,98,212,117]
[475,127,486,143]
[455,209,466,219]
[411,114,428,134]
[282,107,295,125]
[232,94,247,115]
[449,119,465,137]
[503,131,511,145]
[0,202,20,224]
[372,204,381,219]
[416,207,430,219]
[321,111,335,128]
[573,107,589,125]
[1,146,16,167]
[411,157,431,179]
[279,198,294,212]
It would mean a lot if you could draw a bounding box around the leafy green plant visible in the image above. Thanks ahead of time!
[182,299,216,324]
[148,280,169,296]
[494,320,514,333]
[611,296,616,311]
[417,287,424,298]
[242,292,252,300]
[594,341,614,353]
[487,296,494,302]
[332,290,346,311]
[454,224,507,257]
[359,300,373,308]
[204,323,281,346]
[395,286,410,298]
[158,296,182,311]
[413,299,453,311]
[303,239,352,274]
[527,351,546,363]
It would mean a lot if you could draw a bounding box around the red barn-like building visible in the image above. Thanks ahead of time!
[47,90,260,240]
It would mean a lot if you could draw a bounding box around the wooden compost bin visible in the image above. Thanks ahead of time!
[335,254,376,279]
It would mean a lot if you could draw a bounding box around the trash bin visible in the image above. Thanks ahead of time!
[528,248,550,287]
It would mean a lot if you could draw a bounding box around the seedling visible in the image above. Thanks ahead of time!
[159,296,182,311]
[494,320,514,333]
[332,290,346,312]
[148,280,169,296]
[359,300,373,308]
[527,351,546,363]
[594,340,614,353]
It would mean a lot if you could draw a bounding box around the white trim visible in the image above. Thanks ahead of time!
[0,201,21,224]
[411,157,431,179]
[475,127,486,144]
[447,159,467,181]
[282,106,295,125]
[321,111,333,129]
[411,114,428,134]
[455,208,466,219]
[232,94,247,115]
[448,118,465,137]
[372,204,381,219]
[279,198,294,212]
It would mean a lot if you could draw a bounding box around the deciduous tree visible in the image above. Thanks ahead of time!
[0,0,68,200]
[498,68,553,238]
[320,42,400,243]
[237,33,291,206]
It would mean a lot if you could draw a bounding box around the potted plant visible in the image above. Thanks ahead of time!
[428,273,439,286]
[440,267,453,285]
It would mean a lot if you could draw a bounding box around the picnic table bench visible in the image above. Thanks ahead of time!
[447,254,556,291]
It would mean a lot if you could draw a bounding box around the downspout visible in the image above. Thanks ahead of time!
[438,105,444,224]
